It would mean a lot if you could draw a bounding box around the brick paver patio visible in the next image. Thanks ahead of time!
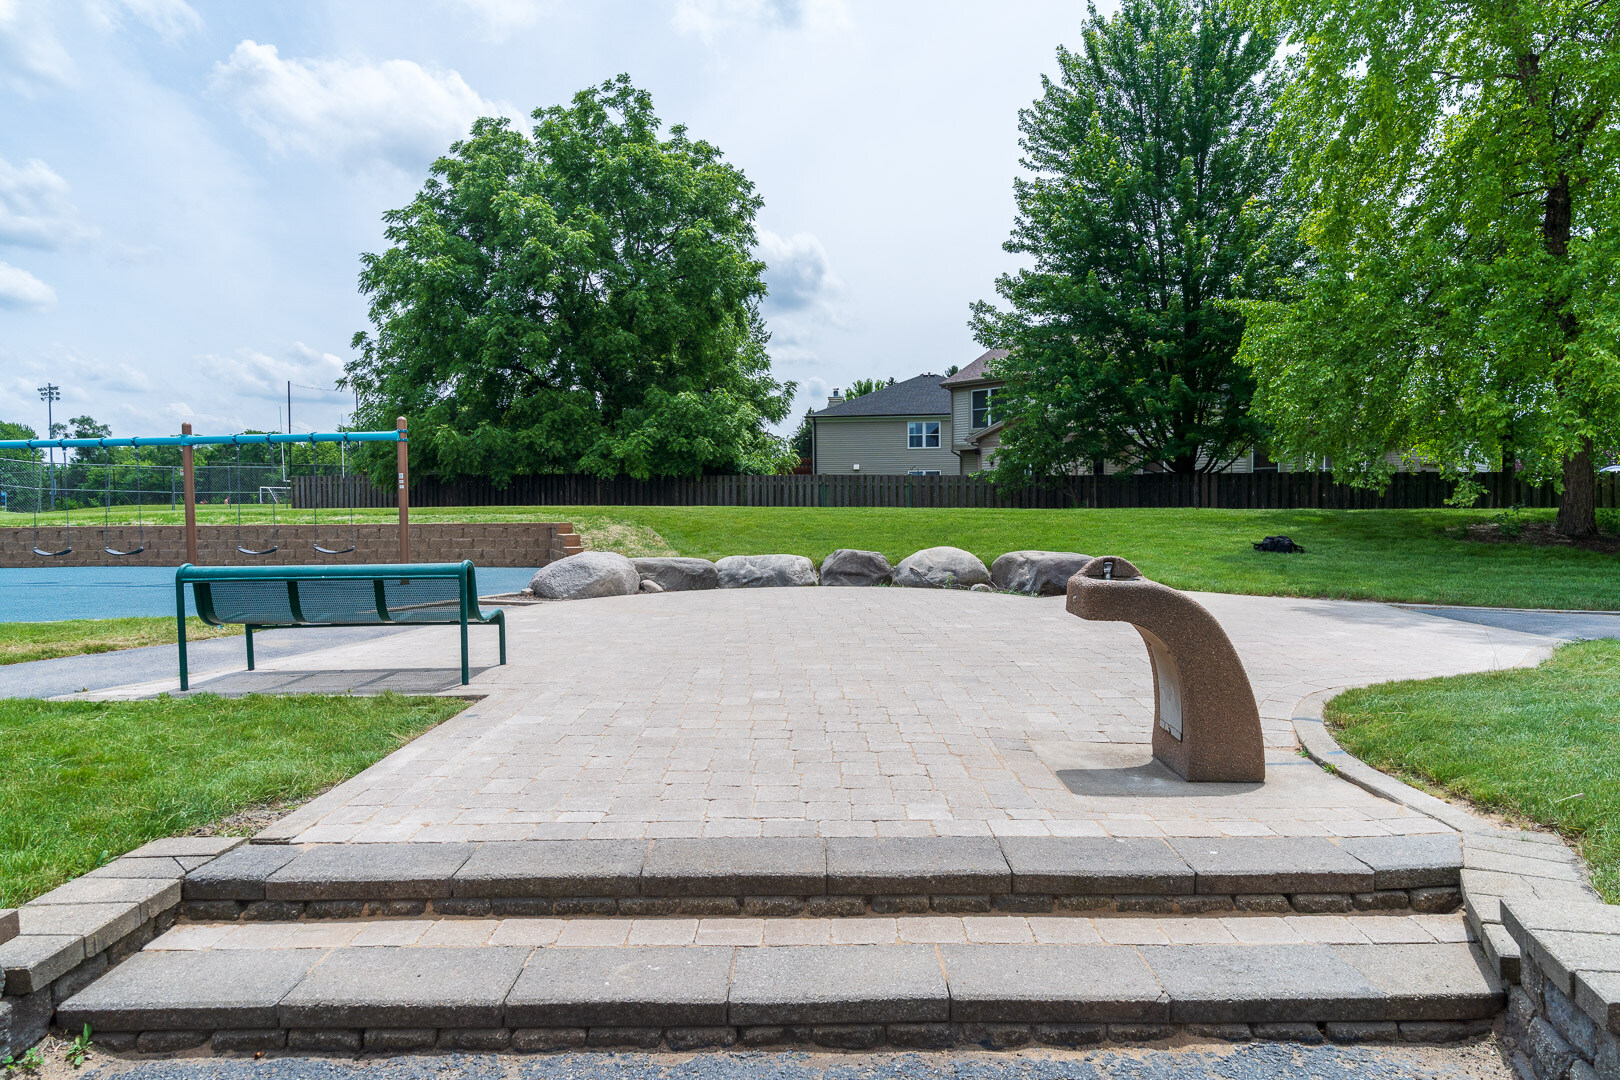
[245,588,1559,844]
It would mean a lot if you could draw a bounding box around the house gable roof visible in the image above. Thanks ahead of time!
[940,348,1007,388]
[811,373,951,418]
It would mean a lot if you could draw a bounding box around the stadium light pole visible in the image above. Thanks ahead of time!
[38,383,60,510]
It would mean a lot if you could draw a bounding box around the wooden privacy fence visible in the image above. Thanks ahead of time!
[293,470,1616,510]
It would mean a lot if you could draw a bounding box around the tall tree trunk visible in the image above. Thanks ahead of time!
[1556,440,1597,538]
[1540,170,1595,538]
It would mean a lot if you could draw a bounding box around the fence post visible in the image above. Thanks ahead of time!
[396,416,410,561]
[181,422,198,563]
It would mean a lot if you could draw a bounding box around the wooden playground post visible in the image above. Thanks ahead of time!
[397,416,409,562]
[181,422,198,563]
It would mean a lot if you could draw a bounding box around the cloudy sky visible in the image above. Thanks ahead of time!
[1,0,1090,441]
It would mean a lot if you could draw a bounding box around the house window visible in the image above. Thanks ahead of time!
[907,421,941,449]
[908,469,941,476]
[970,388,997,429]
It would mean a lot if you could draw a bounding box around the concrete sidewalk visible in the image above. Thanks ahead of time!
[0,625,412,700]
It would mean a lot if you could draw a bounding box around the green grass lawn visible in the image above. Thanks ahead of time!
[1327,639,1620,901]
[4,504,1616,607]
[0,693,465,906]
[0,617,240,665]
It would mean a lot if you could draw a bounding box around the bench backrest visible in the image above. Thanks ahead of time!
[178,562,481,628]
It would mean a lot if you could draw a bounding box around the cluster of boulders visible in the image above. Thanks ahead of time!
[528,547,1094,601]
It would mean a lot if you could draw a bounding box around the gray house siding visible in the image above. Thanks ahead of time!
[951,389,974,448]
[813,416,956,475]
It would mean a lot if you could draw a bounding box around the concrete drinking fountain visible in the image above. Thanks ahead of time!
[1066,555,1265,783]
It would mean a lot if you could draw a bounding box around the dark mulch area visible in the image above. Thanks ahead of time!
[1462,521,1620,555]
[184,799,304,838]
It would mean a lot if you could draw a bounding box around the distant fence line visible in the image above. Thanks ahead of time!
[290,470,1616,511]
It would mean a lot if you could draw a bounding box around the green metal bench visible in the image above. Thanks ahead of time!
[174,561,506,690]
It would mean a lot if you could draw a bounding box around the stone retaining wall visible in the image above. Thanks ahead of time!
[179,886,1461,923]
[0,838,237,1057]
[88,1017,1498,1056]
[1502,901,1620,1080]
[0,524,581,569]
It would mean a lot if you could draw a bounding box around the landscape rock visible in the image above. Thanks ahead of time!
[990,551,1093,596]
[716,555,818,589]
[970,583,993,592]
[633,557,719,592]
[529,552,640,600]
[638,579,664,593]
[893,546,991,589]
[819,549,893,587]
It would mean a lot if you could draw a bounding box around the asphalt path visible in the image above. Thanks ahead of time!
[0,625,411,699]
[59,1044,1514,1080]
[1406,605,1620,640]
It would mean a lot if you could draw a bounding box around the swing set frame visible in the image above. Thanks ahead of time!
[0,416,412,562]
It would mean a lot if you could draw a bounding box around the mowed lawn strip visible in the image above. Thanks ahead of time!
[0,692,465,906]
[4,506,1615,607]
[1327,639,1620,901]
[0,617,240,666]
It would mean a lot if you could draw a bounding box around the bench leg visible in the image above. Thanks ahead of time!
[497,612,507,667]
[176,583,188,692]
[461,619,470,685]
[245,625,255,671]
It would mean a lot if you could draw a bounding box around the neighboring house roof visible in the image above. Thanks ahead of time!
[811,373,951,418]
[940,349,1007,388]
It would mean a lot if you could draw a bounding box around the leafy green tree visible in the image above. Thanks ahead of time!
[1237,0,1620,536]
[843,378,894,400]
[971,0,1304,477]
[346,75,794,483]
[0,421,40,463]
[788,409,814,461]
[62,416,114,465]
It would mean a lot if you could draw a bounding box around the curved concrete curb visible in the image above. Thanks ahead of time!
[1289,670,1599,989]
[1291,688,1492,838]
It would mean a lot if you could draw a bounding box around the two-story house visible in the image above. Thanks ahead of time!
[807,350,1006,476]
[941,349,1006,473]
[808,347,1293,475]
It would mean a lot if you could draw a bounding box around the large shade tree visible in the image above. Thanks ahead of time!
[1237,0,1620,536]
[970,0,1305,478]
[346,75,795,483]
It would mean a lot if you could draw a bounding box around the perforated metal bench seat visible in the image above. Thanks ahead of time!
[175,561,506,689]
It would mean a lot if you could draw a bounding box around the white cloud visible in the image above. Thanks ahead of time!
[0,0,76,93]
[197,343,346,404]
[210,40,518,172]
[758,229,843,317]
[673,0,847,41]
[447,0,552,39]
[0,261,56,309]
[0,157,96,250]
[90,0,203,41]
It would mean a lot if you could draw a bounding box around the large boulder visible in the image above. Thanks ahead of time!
[633,556,719,592]
[529,551,640,600]
[990,550,1094,596]
[893,546,991,589]
[715,554,818,589]
[819,548,893,587]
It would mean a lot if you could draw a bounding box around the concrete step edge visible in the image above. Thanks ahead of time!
[56,939,1505,1042]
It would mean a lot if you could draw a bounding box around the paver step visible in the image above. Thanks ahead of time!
[58,913,1502,1053]
[181,835,1464,921]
